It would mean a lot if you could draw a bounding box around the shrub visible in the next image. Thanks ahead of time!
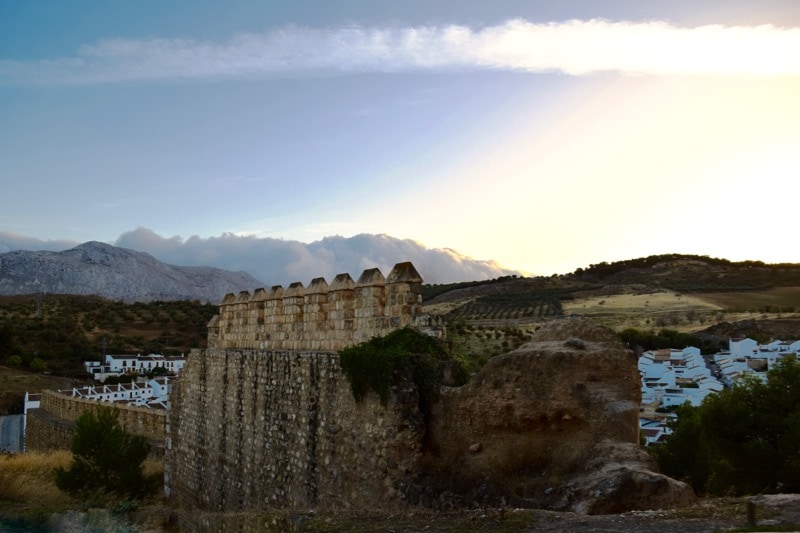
[55,406,158,499]
[338,328,467,411]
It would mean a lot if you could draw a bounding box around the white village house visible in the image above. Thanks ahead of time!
[713,337,800,386]
[639,337,800,445]
[84,353,186,382]
[639,346,722,408]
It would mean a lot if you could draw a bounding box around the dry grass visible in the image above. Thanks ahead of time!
[0,451,163,506]
[143,456,164,482]
[0,451,75,507]
[564,291,719,315]
[563,291,720,331]
[0,366,79,395]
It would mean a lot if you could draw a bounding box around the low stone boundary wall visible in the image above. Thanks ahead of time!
[25,390,166,455]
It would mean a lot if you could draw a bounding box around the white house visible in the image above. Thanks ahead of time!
[84,354,187,382]
[712,337,800,386]
[58,377,172,409]
[639,347,723,409]
[640,417,672,446]
[729,338,758,358]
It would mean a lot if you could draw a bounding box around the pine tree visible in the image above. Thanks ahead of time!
[55,406,157,499]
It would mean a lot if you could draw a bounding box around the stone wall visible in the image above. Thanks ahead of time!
[167,320,696,515]
[166,348,424,515]
[25,390,167,454]
[209,262,436,351]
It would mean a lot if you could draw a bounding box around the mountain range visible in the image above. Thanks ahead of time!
[0,229,521,292]
[0,242,262,303]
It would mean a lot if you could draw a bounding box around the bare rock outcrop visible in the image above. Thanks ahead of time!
[420,318,695,513]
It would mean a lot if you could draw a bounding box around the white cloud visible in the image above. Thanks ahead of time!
[112,227,516,285]
[0,232,79,253]
[3,19,800,85]
[0,228,518,285]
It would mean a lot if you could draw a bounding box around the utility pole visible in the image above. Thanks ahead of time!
[35,291,44,318]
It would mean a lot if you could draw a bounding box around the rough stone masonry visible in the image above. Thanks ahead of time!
[166,262,694,515]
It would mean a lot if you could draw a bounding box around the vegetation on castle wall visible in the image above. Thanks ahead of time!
[651,356,800,496]
[338,328,467,409]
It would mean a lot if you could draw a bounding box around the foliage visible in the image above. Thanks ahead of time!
[102,373,138,385]
[619,328,721,354]
[445,290,565,321]
[29,357,46,373]
[147,366,170,377]
[445,323,532,371]
[570,254,800,293]
[421,275,522,301]
[651,356,800,495]
[0,295,216,377]
[55,406,158,499]
[338,328,467,410]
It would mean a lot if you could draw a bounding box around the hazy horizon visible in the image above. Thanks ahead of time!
[2,1,799,277]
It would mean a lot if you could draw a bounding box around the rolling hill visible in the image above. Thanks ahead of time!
[423,254,800,358]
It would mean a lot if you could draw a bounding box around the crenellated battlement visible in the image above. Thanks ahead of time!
[208,261,440,351]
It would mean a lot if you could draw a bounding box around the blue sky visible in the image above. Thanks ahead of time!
[2,1,800,282]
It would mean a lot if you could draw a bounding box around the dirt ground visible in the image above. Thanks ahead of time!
[5,494,799,532]
[296,495,800,532]
[137,495,800,532]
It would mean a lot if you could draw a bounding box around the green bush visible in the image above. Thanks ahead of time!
[29,357,47,372]
[55,406,158,499]
[338,328,467,410]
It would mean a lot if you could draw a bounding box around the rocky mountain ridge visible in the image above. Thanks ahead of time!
[0,241,263,303]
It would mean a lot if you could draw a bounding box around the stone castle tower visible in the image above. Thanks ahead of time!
[207,261,440,351]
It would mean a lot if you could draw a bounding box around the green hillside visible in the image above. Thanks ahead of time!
[0,295,217,377]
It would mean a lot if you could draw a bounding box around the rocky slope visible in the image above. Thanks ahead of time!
[412,319,695,514]
[0,241,262,303]
[422,319,695,513]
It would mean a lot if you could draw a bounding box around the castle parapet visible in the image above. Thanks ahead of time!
[208,262,428,351]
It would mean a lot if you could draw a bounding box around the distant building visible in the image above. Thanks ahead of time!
[84,353,186,382]
[713,337,800,386]
[640,337,800,446]
[41,377,171,410]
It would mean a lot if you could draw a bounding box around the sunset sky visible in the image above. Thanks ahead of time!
[2,1,799,279]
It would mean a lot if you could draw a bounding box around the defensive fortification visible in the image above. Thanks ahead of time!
[167,263,695,519]
[208,262,435,351]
